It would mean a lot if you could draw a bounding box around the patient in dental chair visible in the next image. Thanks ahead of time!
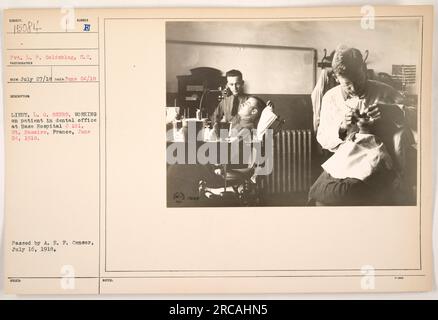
[213,96,273,175]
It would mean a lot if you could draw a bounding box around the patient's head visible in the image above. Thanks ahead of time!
[332,45,367,98]
[233,96,264,130]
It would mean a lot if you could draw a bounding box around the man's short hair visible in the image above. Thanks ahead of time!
[226,69,243,79]
[332,45,365,76]
[249,96,266,109]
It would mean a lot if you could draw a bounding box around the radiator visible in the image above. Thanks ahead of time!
[259,129,312,194]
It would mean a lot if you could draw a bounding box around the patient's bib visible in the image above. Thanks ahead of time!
[322,133,393,181]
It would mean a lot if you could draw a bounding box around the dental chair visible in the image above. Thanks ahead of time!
[198,106,282,206]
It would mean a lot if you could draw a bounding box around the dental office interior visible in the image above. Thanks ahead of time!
[165,19,419,207]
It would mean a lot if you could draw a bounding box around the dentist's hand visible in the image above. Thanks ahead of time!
[365,103,382,122]
[341,108,357,130]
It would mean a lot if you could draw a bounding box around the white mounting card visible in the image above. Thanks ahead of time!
[3,6,433,294]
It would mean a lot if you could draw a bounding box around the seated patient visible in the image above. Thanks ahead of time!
[213,96,270,174]
[309,45,408,206]
[167,95,271,202]
[229,96,265,137]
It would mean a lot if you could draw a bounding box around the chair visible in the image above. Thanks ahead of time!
[390,126,417,205]
[198,106,283,205]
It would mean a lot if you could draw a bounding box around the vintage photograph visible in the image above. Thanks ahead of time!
[2,5,433,296]
[165,19,420,207]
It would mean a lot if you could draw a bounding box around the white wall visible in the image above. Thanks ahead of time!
[167,19,421,93]
[166,42,315,94]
